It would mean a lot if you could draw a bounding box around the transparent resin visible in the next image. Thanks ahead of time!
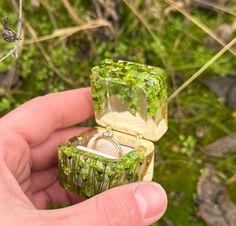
[58,128,154,197]
[91,59,168,141]
[58,59,168,198]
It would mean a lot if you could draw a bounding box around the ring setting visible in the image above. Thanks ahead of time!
[92,130,123,157]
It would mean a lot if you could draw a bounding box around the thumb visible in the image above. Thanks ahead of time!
[45,182,167,226]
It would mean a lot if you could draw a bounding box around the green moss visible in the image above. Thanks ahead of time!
[58,138,149,197]
[90,59,167,118]
[154,161,205,226]
[1,1,236,224]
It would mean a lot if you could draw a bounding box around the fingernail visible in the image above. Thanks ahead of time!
[134,183,167,225]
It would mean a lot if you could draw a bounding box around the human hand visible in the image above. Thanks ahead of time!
[0,88,167,226]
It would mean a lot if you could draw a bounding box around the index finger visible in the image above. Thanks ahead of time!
[0,88,93,146]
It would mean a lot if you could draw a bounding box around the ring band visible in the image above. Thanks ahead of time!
[92,131,123,157]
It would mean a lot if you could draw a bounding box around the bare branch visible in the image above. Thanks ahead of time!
[15,0,23,58]
[0,0,23,63]
[0,48,16,62]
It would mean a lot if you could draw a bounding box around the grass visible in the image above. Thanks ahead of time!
[0,0,236,225]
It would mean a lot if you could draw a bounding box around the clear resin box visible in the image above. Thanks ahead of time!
[58,59,168,198]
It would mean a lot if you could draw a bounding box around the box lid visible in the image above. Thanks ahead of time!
[90,59,168,141]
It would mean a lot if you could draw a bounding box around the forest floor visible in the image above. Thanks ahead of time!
[0,1,236,226]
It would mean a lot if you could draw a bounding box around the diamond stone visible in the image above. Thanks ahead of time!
[103,130,114,138]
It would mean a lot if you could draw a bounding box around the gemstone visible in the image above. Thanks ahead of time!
[103,130,114,138]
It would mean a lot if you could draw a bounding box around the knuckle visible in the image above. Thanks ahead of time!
[95,194,137,226]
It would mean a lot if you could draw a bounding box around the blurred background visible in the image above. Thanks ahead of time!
[0,0,236,225]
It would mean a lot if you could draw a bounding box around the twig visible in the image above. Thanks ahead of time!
[0,0,23,63]
[15,0,23,58]
[0,48,16,62]
[6,59,18,95]
[168,37,236,102]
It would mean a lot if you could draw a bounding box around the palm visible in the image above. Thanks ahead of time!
[9,131,82,209]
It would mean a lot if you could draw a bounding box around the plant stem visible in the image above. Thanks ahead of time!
[168,37,236,102]
[0,0,23,62]
[14,0,23,58]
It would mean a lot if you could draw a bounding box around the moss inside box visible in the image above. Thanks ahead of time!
[58,134,149,198]
[90,59,167,118]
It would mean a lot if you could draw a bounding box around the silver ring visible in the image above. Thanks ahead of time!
[92,131,123,157]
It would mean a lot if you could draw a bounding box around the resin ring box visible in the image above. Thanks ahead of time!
[58,59,168,198]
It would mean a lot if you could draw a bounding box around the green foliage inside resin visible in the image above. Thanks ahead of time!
[58,140,147,197]
[90,59,167,117]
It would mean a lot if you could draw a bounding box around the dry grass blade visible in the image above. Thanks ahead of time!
[193,0,236,16]
[61,0,82,24]
[122,0,169,70]
[40,0,56,13]
[40,0,58,29]
[25,21,75,86]
[61,0,96,52]
[24,19,110,45]
[165,0,236,57]
[168,37,236,102]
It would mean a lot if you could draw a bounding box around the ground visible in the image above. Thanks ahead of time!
[0,1,236,226]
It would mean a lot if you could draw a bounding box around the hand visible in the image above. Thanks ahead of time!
[0,88,167,226]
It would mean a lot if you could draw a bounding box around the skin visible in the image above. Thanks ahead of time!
[0,88,167,226]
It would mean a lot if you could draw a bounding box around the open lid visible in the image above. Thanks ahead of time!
[90,59,168,142]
